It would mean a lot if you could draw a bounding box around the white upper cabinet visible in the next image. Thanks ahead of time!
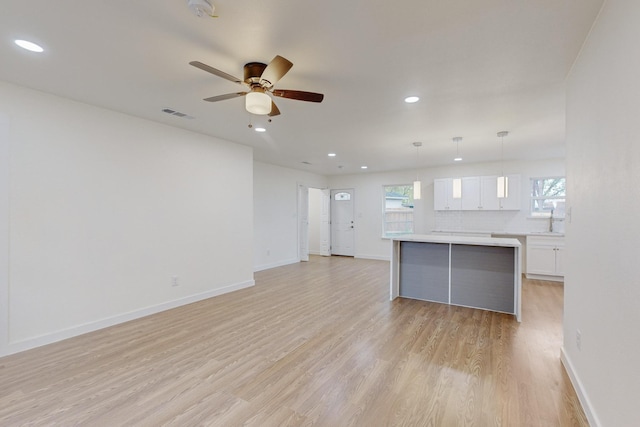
[434,178,462,211]
[461,176,499,210]
[434,174,521,211]
[498,174,521,210]
[461,177,480,210]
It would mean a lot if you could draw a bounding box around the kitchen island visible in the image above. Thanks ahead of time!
[390,234,522,321]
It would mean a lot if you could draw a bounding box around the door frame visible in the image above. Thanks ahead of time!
[0,114,9,356]
[297,186,333,262]
[319,189,331,256]
[297,184,309,262]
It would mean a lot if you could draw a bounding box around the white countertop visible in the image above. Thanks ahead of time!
[432,230,564,238]
[391,233,521,248]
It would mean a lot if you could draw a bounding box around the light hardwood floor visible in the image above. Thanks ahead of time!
[0,256,587,426]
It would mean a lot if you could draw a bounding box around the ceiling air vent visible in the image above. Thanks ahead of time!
[162,108,195,119]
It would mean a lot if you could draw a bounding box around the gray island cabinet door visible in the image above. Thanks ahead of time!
[399,241,449,303]
[450,244,515,314]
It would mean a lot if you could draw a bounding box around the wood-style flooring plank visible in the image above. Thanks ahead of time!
[0,256,588,426]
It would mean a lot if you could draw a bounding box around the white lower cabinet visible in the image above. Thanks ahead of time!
[526,236,564,281]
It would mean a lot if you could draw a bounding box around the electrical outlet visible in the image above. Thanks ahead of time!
[172,276,179,287]
[266,248,270,256]
[576,329,582,351]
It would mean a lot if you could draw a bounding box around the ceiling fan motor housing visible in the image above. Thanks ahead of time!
[244,62,267,85]
[187,0,214,17]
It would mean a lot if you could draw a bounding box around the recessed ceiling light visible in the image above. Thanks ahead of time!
[454,157,463,162]
[328,153,336,157]
[14,39,44,53]
[361,166,368,169]
[254,127,266,132]
[404,96,419,103]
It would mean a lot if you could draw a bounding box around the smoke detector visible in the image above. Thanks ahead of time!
[187,0,214,17]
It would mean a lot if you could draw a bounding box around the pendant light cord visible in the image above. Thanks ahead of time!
[501,134,504,176]
[413,141,422,180]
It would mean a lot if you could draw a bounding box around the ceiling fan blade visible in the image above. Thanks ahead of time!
[203,92,247,102]
[272,89,324,103]
[268,101,281,117]
[189,61,243,85]
[259,55,293,88]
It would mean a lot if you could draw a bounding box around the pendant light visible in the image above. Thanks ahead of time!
[452,137,462,199]
[412,142,422,200]
[497,131,509,198]
[453,136,463,162]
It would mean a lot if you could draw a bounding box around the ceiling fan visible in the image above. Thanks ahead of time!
[189,55,324,117]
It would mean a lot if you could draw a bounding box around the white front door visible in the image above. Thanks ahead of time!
[331,189,355,256]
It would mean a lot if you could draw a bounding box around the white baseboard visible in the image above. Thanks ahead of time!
[2,279,254,357]
[355,254,390,261]
[561,347,601,427]
[253,257,299,272]
[525,273,564,282]
[254,254,389,271]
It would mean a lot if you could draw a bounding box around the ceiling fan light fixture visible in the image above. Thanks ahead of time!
[187,0,214,17]
[245,91,271,115]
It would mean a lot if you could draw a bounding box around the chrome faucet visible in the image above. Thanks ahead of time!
[549,209,554,232]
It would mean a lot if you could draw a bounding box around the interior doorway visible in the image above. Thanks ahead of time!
[300,187,355,261]
[297,184,309,261]
[299,186,331,262]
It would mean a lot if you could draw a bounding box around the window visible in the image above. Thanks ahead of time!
[334,192,351,201]
[383,184,414,236]
[531,177,566,217]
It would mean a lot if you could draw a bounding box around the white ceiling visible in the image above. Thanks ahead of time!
[0,0,603,175]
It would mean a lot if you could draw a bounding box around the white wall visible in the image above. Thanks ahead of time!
[328,158,564,260]
[253,162,327,271]
[564,1,640,426]
[0,82,254,356]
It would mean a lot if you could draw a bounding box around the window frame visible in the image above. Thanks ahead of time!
[530,176,566,217]
[382,184,415,238]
